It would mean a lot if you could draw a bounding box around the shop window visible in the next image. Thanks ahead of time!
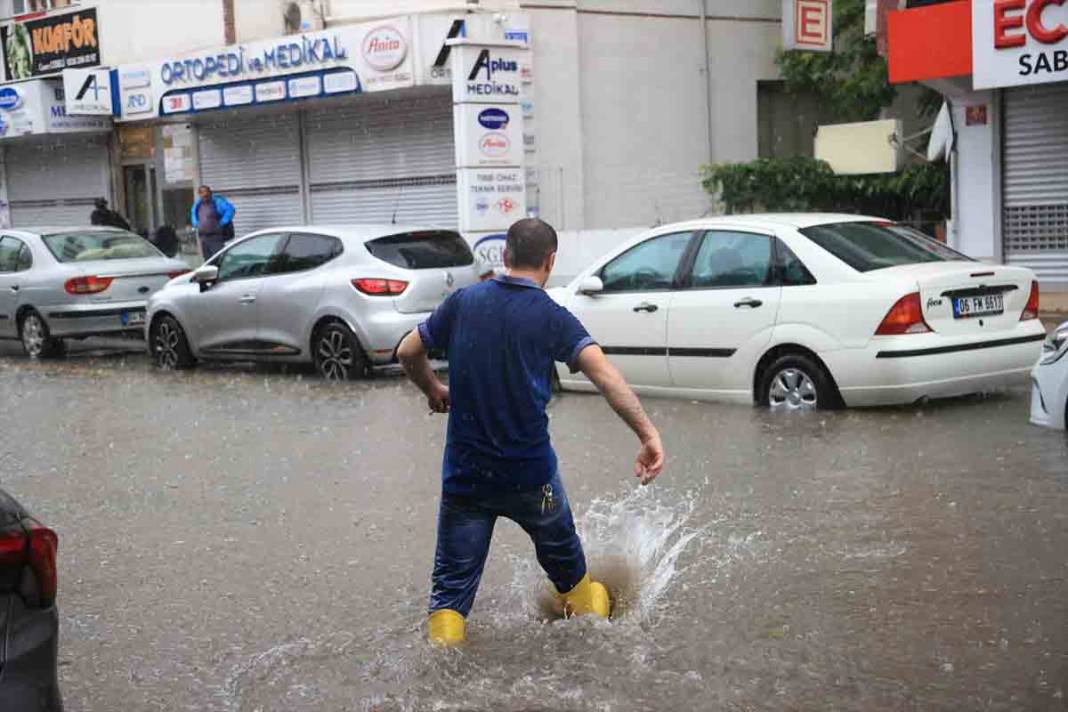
[10,0,72,14]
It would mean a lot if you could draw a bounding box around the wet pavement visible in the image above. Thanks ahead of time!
[0,341,1066,711]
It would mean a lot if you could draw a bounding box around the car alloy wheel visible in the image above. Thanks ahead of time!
[767,367,818,410]
[316,327,356,381]
[154,319,181,369]
[21,313,45,358]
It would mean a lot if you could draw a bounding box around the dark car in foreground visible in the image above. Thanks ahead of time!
[0,489,60,711]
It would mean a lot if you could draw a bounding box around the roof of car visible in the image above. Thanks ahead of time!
[3,226,130,237]
[660,213,886,231]
[248,225,455,242]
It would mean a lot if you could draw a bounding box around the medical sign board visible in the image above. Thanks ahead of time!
[450,44,525,103]
[115,17,413,120]
[454,103,524,168]
[0,8,100,80]
[783,0,833,52]
[973,0,1068,89]
[62,67,113,115]
[0,78,108,139]
[457,168,527,233]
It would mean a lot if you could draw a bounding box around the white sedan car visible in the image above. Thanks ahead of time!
[1031,320,1068,430]
[550,214,1046,409]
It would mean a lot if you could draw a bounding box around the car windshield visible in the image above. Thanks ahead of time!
[799,222,970,272]
[42,230,161,263]
[365,231,474,269]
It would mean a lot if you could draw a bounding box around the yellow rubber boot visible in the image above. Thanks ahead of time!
[560,574,611,619]
[428,609,466,647]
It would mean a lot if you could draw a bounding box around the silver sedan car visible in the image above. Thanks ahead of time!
[0,227,190,358]
[145,225,479,379]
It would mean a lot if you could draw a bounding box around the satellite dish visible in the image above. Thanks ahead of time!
[927,102,954,163]
[283,2,302,34]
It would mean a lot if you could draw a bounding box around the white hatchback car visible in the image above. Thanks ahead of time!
[550,214,1046,409]
[1030,321,1068,431]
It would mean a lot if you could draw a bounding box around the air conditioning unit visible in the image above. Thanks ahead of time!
[281,0,324,34]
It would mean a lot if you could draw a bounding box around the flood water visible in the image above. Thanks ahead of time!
[0,347,1066,711]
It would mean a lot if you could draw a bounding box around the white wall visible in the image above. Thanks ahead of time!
[325,0,518,21]
[96,0,226,65]
[948,89,999,262]
[234,0,287,42]
[553,226,645,283]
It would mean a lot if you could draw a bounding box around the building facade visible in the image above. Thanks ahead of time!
[0,0,783,269]
[888,0,1068,292]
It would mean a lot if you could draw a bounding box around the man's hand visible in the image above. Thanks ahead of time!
[635,431,664,486]
[428,383,450,414]
[576,345,665,486]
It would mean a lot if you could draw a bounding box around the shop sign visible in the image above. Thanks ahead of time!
[471,232,507,274]
[0,78,108,140]
[454,103,523,168]
[783,0,833,52]
[62,67,113,115]
[0,8,100,80]
[116,17,413,120]
[457,168,527,233]
[974,0,1068,88]
[0,86,21,111]
[451,45,524,103]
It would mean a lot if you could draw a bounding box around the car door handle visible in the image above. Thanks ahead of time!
[239,295,256,304]
[633,302,659,313]
[733,298,763,309]
[8,285,18,293]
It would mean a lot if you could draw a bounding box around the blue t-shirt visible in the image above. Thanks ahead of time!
[418,274,595,495]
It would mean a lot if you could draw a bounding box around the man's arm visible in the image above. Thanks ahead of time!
[397,329,449,413]
[574,344,664,485]
[218,198,236,226]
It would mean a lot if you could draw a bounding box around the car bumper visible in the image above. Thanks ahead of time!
[0,595,62,712]
[358,308,429,365]
[1030,358,1068,431]
[825,324,1047,407]
[44,301,147,339]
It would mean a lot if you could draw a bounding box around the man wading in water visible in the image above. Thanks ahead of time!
[397,218,664,646]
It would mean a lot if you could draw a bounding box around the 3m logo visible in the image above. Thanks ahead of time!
[795,0,830,48]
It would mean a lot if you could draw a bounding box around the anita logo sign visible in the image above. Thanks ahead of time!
[479,132,510,157]
[362,26,407,71]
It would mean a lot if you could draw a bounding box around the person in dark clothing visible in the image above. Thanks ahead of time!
[89,198,132,231]
[190,185,236,260]
[396,218,665,646]
[151,225,179,257]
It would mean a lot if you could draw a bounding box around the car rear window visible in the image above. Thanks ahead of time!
[43,230,161,263]
[799,222,970,273]
[365,231,474,269]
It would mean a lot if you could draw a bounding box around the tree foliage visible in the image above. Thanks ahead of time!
[701,157,949,220]
[776,0,895,122]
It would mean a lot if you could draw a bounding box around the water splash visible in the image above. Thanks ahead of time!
[517,485,703,623]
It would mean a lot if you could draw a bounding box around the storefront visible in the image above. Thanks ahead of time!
[0,6,109,228]
[0,78,111,227]
[888,0,1068,289]
[111,15,527,242]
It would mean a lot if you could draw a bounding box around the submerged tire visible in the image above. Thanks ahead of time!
[19,310,65,359]
[150,315,196,370]
[758,352,840,411]
[313,322,368,381]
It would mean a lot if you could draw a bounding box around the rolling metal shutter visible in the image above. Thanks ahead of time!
[197,113,303,235]
[304,90,457,228]
[1003,84,1068,286]
[6,136,110,227]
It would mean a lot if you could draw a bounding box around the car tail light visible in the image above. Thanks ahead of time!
[1021,281,1040,321]
[0,520,57,608]
[64,275,113,295]
[352,278,409,296]
[876,293,931,335]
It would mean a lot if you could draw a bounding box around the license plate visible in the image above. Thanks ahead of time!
[121,310,146,327]
[953,293,1003,319]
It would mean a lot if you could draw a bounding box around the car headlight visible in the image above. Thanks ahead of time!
[1040,322,1068,365]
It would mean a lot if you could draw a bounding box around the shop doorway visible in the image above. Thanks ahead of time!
[123,163,157,237]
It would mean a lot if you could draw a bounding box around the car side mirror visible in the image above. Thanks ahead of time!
[578,275,604,295]
[192,265,218,284]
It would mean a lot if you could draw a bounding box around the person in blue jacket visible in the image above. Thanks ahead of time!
[190,185,236,260]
